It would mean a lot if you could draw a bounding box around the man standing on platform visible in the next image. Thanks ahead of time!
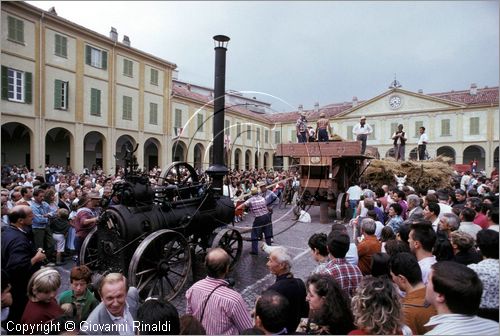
[316,112,333,142]
[296,112,308,143]
[392,124,407,161]
[418,126,428,161]
[353,116,372,155]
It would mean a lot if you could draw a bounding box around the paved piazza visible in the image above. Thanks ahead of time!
[55,204,337,313]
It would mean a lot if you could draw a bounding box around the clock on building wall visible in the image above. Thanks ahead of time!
[389,95,402,109]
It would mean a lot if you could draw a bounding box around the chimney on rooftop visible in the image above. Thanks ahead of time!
[418,89,423,94]
[48,6,57,15]
[314,102,319,113]
[352,96,358,107]
[110,27,118,42]
[172,70,178,80]
[187,84,191,91]
[470,83,477,96]
[123,35,130,47]
[298,104,303,113]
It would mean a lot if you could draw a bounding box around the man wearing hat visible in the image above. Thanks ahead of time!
[296,112,308,143]
[259,182,278,240]
[316,112,333,142]
[235,186,272,255]
[352,116,373,155]
[73,192,101,265]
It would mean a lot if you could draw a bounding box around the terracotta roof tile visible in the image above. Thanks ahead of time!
[428,87,499,106]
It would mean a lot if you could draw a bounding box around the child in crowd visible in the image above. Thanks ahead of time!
[50,208,71,266]
[21,268,64,326]
[58,265,99,324]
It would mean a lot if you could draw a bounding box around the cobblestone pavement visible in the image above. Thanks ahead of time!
[56,203,343,314]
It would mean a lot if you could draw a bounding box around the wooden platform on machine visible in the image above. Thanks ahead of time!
[275,141,363,158]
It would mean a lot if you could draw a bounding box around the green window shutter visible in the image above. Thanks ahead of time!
[102,51,108,70]
[85,46,91,65]
[24,72,32,104]
[197,113,204,131]
[55,35,61,55]
[90,88,97,114]
[62,36,67,57]
[1,66,8,100]
[8,17,15,40]
[54,79,62,108]
[96,89,101,114]
[16,18,24,42]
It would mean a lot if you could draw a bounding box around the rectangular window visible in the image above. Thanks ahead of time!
[415,121,423,137]
[347,126,354,140]
[225,120,230,135]
[55,34,67,57]
[150,69,159,86]
[247,125,252,140]
[265,129,269,143]
[257,128,261,142]
[470,117,479,135]
[54,80,68,110]
[197,113,204,132]
[90,88,101,116]
[149,102,158,125]
[85,45,108,69]
[122,96,132,120]
[441,119,450,136]
[2,67,32,104]
[174,108,182,128]
[8,16,24,43]
[7,68,24,102]
[369,125,376,140]
[275,131,281,144]
[236,122,241,138]
[123,59,133,77]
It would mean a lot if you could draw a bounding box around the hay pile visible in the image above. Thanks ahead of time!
[362,155,455,191]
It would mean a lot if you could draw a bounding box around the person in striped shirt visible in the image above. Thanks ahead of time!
[424,261,499,335]
[185,248,253,334]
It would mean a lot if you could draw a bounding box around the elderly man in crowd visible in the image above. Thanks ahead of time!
[1,205,46,323]
[265,247,308,334]
[357,218,381,275]
[186,248,252,335]
[84,273,140,335]
[407,194,424,221]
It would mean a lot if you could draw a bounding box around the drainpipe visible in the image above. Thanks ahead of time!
[38,12,44,173]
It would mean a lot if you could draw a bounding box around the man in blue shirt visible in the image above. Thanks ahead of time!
[30,188,55,263]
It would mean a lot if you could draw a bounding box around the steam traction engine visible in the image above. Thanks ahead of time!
[80,152,242,301]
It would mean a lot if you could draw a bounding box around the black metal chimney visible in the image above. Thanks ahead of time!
[206,35,230,192]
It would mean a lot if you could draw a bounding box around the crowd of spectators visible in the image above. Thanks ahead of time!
[0,162,498,334]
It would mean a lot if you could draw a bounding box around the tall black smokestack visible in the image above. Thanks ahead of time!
[206,35,230,193]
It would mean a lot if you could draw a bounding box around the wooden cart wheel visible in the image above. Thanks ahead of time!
[210,227,242,269]
[79,226,98,267]
[335,192,347,220]
[128,229,191,301]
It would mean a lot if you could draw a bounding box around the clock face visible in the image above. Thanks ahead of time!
[389,95,402,109]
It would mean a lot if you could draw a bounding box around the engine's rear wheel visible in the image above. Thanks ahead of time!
[128,229,191,301]
[79,226,98,267]
[210,227,242,269]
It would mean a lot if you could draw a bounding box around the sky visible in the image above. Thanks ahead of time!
[28,1,499,112]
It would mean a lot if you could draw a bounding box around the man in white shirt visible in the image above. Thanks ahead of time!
[424,261,499,335]
[408,221,436,285]
[345,183,362,219]
[417,126,428,161]
[458,207,482,239]
[352,116,373,155]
